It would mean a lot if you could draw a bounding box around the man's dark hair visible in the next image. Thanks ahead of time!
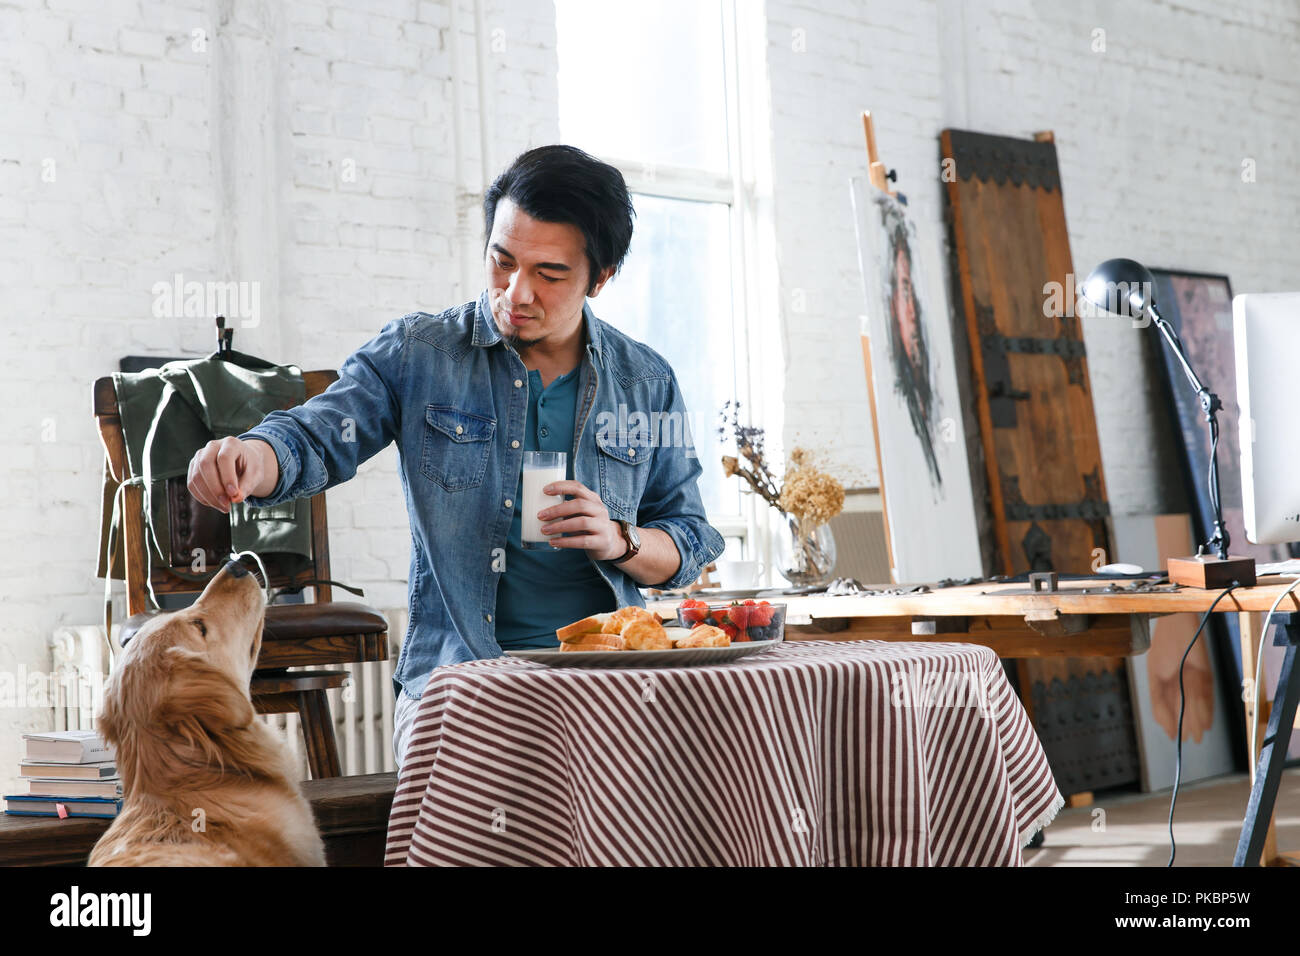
[483,145,635,295]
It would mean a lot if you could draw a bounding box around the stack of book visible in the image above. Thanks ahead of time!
[3,729,122,819]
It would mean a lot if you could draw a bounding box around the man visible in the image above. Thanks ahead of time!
[186,145,724,765]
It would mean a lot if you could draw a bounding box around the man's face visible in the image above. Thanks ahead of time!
[893,244,920,367]
[485,197,610,353]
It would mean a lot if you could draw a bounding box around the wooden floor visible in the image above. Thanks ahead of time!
[1026,768,1300,866]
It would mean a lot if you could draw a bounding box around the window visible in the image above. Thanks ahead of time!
[555,0,729,174]
[555,0,756,559]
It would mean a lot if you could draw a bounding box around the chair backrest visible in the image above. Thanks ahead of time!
[92,369,339,617]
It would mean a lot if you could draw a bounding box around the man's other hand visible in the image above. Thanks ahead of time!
[538,479,624,561]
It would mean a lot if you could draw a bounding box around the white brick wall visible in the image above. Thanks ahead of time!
[765,0,1300,515]
[765,0,951,490]
[949,0,1300,518]
[1,0,228,792]
[0,0,557,795]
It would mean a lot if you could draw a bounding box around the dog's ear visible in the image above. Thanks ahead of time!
[157,646,261,772]
[97,650,169,792]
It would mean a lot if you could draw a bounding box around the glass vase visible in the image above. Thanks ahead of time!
[778,514,837,587]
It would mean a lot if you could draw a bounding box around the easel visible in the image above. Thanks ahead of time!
[857,110,899,581]
[861,110,898,197]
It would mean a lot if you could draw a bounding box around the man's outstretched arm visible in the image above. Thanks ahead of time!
[188,315,408,511]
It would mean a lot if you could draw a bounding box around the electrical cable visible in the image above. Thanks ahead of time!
[1168,582,1240,867]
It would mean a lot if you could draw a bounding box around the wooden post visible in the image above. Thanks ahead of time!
[857,109,899,581]
[861,110,896,197]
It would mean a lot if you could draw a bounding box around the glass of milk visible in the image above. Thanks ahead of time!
[520,451,567,550]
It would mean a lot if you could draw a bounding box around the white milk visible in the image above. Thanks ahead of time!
[521,464,566,546]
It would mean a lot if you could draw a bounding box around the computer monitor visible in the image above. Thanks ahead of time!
[1235,292,1300,544]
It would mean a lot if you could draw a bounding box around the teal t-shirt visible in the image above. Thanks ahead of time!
[494,367,616,649]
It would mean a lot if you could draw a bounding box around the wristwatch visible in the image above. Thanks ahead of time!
[610,520,641,564]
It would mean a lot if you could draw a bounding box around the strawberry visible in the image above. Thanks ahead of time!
[726,603,752,630]
[749,603,775,627]
[720,621,742,642]
[679,598,710,625]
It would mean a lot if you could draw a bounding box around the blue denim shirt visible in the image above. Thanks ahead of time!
[237,290,725,701]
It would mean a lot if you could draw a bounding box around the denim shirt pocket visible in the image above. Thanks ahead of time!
[421,404,495,492]
[594,431,651,519]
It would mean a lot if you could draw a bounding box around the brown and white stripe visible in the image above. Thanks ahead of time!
[384,640,1063,866]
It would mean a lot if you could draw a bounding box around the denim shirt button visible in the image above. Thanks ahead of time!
[628,448,636,457]
[504,498,512,509]
[513,379,523,388]
[485,613,493,622]
[511,440,520,449]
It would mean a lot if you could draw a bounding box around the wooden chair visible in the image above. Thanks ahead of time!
[92,369,389,779]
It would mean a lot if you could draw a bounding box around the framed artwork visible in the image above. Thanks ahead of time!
[1112,514,1236,790]
[1149,268,1296,765]
[850,177,982,582]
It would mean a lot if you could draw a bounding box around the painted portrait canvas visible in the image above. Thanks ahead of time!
[850,177,982,582]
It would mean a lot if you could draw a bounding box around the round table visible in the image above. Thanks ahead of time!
[385,639,1063,866]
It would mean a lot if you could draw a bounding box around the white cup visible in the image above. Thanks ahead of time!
[714,559,765,590]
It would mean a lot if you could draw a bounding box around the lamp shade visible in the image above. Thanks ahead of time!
[1081,258,1157,320]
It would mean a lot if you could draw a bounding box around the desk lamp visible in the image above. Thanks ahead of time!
[1080,258,1255,589]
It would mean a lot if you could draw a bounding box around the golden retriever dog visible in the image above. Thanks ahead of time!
[89,559,325,866]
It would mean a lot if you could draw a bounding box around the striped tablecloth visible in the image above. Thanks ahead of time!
[385,639,1063,866]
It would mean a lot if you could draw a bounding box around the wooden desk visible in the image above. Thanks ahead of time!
[651,580,1161,658]
[652,576,1300,654]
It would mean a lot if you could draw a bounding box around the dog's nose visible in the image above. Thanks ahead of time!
[223,559,250,578]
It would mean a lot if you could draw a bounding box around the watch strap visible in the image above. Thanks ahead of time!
[610,520,639,564]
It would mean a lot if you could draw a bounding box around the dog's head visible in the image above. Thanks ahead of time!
[101,559,269,790]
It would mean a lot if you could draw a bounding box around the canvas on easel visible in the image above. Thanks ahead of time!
[849,115,982,583]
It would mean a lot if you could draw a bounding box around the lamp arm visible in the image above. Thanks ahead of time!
[1144,303,1230,559]
[1149,305,1206,395]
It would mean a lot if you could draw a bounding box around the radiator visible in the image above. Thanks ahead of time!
[50,609,408,778]
[49,625,110,732]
